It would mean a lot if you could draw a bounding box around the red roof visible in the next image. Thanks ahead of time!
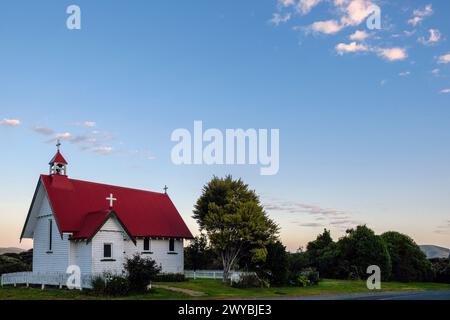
[49,151,68,165]
[39,175,193,240]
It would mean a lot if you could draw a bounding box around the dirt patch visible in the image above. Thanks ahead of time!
[151,284,206,297]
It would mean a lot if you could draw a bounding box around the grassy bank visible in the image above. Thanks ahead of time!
[1,279,449,300]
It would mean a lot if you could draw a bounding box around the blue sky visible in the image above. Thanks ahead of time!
[1,0,450,251]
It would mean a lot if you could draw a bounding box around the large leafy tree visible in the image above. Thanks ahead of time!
[307,229,339,278]
[381,231,433,282]
[337,225,392,280]
[193,176,279,281]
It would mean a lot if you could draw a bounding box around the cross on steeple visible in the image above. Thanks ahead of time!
[163,185,168,194]
[106,193,117,208]
[56,139,61,152]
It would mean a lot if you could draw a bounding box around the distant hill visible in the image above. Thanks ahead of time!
[0,247,25,255]
[420,245,450,259]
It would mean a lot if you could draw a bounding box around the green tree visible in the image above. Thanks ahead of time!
[336,225,392,280]
[184,234,217,271]
[306,229,338,278]
[260,241,289,286]
[381,231,433,282]
[193,176,279,281]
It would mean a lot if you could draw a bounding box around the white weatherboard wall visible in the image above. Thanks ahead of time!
[33,195,70,273]
[69,241,92,275]
[91,216,126,275]
[125,238,184,274]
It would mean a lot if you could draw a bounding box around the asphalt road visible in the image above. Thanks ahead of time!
[276,290,450,300]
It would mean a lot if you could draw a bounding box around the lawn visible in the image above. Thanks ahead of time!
[1,279,450,300]
[156,279,450,299]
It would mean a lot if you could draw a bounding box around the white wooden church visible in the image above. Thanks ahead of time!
[18,143,193,282]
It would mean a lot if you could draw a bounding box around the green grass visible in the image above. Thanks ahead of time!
[156,279,450,299]
[1,279,449,300]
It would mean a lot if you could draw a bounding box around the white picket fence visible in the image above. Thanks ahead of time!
[1,270,254,289]
[1,272,95,289]
[184,270,255,281]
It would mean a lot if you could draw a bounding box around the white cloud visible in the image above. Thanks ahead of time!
[32,126,54,135]
[349,30,369,41]
[408,4,433,26]
[82,146,114,154]
[431,68,440,75]
[438,53,450,64]
[78,121,96,127]
[440,88,450,94]
[309,19,343,34]
[278,0,296,7]
[376,47,408,61]
[270,13,291,26]
[419,29,441,46]
[296,0,322,15]
[335,42,368,55]
[339,0,375,27]
[399,71,411,77]
[56,132,71,140]
[0,119,21,127]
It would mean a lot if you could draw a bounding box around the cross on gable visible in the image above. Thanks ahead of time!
[106,193,117,208]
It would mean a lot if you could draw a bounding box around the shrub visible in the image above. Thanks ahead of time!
[104,274,130,297]
[91,275,106,295]
[291,274,310,287]
[431,258,450,283]
[124,254,161,293]
[231,274,268,288]
[302,268,320,285]
[154,273,186,282]
[0,255,30,275]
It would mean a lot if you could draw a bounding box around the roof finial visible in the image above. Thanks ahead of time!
[163,185,168,194]
[56,139,61,152]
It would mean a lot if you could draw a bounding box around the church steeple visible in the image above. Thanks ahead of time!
[49,140,68,176]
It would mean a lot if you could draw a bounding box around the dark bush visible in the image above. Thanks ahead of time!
[302,268,320,285]
[154,273,187,282]
[290,274,310,287]
[104,275,130,297]
[0,255,30,275]
[431,258,450,283]
[124,254,161,293]
[91,275,106,295]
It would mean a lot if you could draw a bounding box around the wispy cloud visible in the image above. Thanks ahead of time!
[297,0,322,15]
[76,121,97,127]
[0,119,21,127]
[32,126,54,135]
[309,20,343,34]
[418,29,441,46]
[263,197,362,230]
[408,4,433,26]
[434,220,450,234]
[438,53,450,64]
[269,13,291,26]
[399,71,411,77]
[81,146,114,154]
[440,88,450,94]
